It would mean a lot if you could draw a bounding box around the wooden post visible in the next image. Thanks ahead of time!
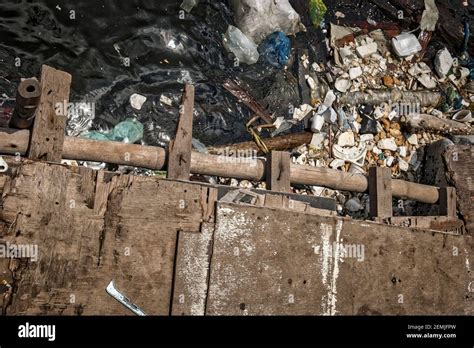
[167,84,195,181]
[369,167,392,219]
[28,65,72,162]
[439,187,456,217]
[266,151,291,193]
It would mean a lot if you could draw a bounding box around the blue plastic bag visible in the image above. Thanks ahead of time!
[258,32,291,68]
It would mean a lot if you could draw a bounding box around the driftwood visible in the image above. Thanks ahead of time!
[223,79,274,125]
[339,90,443,107]
[207,131,313,155]
[0,127,440,204]
[402,114,473,135]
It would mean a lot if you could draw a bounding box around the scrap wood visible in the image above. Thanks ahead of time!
[207,131,313,155]
[402,113,473,135]
[223,79,274,125]
[339,90,443,107]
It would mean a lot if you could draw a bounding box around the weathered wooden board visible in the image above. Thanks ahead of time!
[167,84,195,181]
[369,167,392,218]
[266,151,291,193]
[0,162,104,315]
[0,161,204,315]
[206,203,473,315]
[444,146,474,234]
[28,65,71,162]
[94,179,203,315]
[172,223,214,316]
[1,156,473,316]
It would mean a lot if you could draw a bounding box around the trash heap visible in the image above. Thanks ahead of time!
[217,0,474,219]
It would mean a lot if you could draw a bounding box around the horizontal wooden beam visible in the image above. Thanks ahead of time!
[0,127,441,204]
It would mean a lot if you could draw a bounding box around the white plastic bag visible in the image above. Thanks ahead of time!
[223,25,260,65]
[230,0,304,45]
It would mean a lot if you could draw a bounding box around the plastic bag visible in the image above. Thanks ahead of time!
[112,118,144,143]
[229,0,303,45]
[258,32,291,68]
[223,25,259,65]
[82,118,144,144]
[180,0,198,13]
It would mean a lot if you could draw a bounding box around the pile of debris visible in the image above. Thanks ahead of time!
[213,0,473,218]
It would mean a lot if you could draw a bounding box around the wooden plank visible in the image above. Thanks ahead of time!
[387,216,464,234]
[444,146,474,234]
[264,194,286,209]
[0,162,104,315]
[0,161,205,315]
[28,65,71,162]
[97,179,204,315]
[172,223,215,316]
[439,187,457,218]
[78,167,97,209]
[207,132,313,155]
[167,84,195,181]
[206,203,471,315]
[266,151,291,193]
[369,167,392,219]
[201,187,218,223]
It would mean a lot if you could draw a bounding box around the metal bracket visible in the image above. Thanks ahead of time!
[106,280,146,316]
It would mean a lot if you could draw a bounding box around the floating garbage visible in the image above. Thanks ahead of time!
[180,0,198,13]
[159,95,173,106]
[453,110,473,123]
[223,25,259,65]
[82,118,144,144]
[435,48,454,78]
[293,104,314,121]
[335,78,350,93]
[192,138,208,153]
[229,0,303,45]
[309,0,328,27]
[311,114,325,133]
[378,138,398,152]
[349,67,363,80]
[333,143,367,166]
[345,197,362,212]
[258,32,291,68]
[360,115,378,135]
[337,132,355,147]
[392,33,422,57]
[130,93,147,110]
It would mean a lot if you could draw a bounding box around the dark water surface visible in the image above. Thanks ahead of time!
[0,0,280,146]
[1,0,471,147]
